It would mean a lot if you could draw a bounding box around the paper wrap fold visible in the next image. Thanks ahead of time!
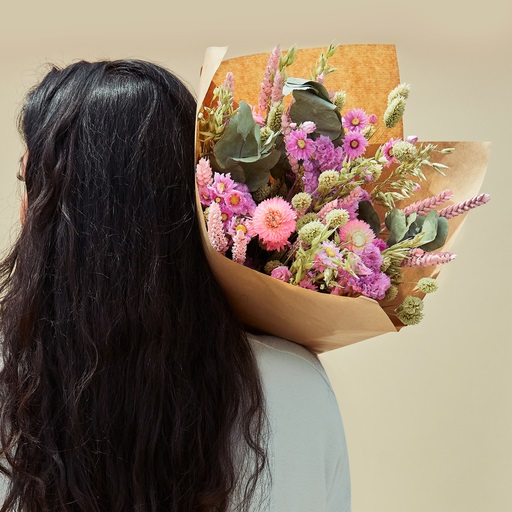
[195,46,491,354]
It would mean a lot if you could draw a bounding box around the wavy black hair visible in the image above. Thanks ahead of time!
[0,59,270,511]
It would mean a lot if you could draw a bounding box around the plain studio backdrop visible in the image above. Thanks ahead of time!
[1,1,510,511]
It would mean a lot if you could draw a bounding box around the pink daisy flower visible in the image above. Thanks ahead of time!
[227,217,252,244]
[314,241,343,269]
[211,172,236,199]
[339,219,375,252]
[342,108,369,131]
[249,197,296,252]
[285,129,315,161]
[381,138,401,167]
[224,189,250,216]
[342,131,368,160]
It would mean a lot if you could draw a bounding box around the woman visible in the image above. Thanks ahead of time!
[0,59,350,511]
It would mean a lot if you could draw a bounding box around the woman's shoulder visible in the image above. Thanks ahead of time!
[246,331,334,395]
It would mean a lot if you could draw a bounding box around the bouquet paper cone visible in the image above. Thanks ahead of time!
[195,46,491,354]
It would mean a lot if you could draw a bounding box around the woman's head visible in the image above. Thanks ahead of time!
[0,60,269,512]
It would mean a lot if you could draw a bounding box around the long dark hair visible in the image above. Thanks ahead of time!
[0,59,269,511]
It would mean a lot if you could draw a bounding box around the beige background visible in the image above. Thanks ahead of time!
[1,1,510,511]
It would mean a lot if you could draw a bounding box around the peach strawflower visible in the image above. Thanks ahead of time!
[338,219,375,252]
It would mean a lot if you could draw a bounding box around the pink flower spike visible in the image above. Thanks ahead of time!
[258,45,281,117]
[271,266,292,282]
[196,157,213,188]
[403,189,454,216]
[342,131,368,160]
[271,69,284,105]
[438,193,491,219]
[249,197,296,252]
[207,202,229,255]
[402,251,456,267]
[223,72,235,95]
[231,227,248,265]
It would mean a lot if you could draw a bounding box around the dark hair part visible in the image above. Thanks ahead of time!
[0,59,269,511]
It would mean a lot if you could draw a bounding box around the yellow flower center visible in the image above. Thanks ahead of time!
[229,194,241,205]
[352,231,366,248]
[351,118,360,126]
[215,197,221,203]
[218,183,226,192]
[326,247,336,257]
[235,224,247,234]
[297,139,306,149]
[350,140,359,149]
[221,213,228,222]
[265,210,284,228]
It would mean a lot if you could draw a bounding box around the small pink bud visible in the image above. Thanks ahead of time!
[406,135,419,144]
[301,121,316,134]
[369,114,378,124]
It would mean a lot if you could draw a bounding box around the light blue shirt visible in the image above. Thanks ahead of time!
[247,332,351,512]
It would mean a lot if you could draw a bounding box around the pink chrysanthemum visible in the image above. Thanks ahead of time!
[227,217,252,244]
[342,108,369,131]
[339,219,375,252]
[223,189,250,215]
[285,129,315,161]
[381,137,401,167]
[342,131,368,160]
[249,197,296,252]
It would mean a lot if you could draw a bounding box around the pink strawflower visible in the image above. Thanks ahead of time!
[368,113,378,125]
[231,227,248,265]
[342,131,368,160]
[381,137,401,167]
[224,189,253,216]
[339,219,375,252]
[196,157,213,188]
[342,108,369,131]
[211,172,236,200]
[249,197,297,252]
[271,266,292,282]
[285,129,315,161]
[207,202,229,254]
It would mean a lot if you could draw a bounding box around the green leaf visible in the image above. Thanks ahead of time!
[290,90,342,140]
[420,216,449,251]
[385,210,408,246]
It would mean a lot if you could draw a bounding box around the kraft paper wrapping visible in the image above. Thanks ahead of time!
[195,46,491,354]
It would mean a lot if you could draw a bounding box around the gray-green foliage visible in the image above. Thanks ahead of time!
[283,78,343,141]
[385,209,448,251]
[213,101,280,191]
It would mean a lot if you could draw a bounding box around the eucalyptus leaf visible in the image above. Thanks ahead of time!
[385,210,408,246]
[290,90,342,140]
[420,216,449,251]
